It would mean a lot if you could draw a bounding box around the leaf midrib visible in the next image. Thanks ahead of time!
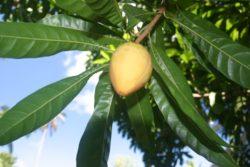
[167,13,250,71]
[151,46,228,147]
[151,79,235,166]
[151,46,197,112]
[0,66,103,139]
[38,20,124,43]
[0,34,108,50]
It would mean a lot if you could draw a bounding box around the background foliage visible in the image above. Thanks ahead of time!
[0,0,249,167]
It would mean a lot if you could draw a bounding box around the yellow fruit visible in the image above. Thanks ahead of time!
[109,42,153,96]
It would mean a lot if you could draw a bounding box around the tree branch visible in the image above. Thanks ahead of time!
[135,7,165,43]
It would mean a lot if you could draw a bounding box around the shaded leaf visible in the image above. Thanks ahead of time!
[0,22,108,58]
[123,4,153,30]
[55,0,96,20]
[39,14,124,46]
[0,65,106,145]
[126,89,155,151]
[169,11,250,88]
[150,76,238,167]
[77,73,115,167]
[149,43,231,147]
[151,22,165,49]
[191,44,213,73]
[177,0,196,9]
[85,0,123,26]
[39,14,109,33]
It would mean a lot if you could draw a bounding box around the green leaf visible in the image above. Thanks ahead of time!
[39,14,125,46]
[177,0,196,9]
[0,22,108,58]
[85,0,123,26]
[77,73,115,167]
[149,43,231,148]
[168,11,250,88]
[123,4,153,30]
[126,89,155,151]
[191,44,213,73]
[39,14,106,33]
[151,22,165,50]
[55,0,96,20]
[181,34,213,73]
[0,65,106,145]
[150,76,238,167]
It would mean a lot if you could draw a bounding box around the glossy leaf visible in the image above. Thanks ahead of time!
[85,0,123,26]
[0,22,108,58]
[39,14,110,34]
[55,0,96,20]
[77,73,115,167]
[150,76,238,167]
[169,11,250,88]
[181,33,213,73]
[126,89,155,151]
[149,43,231,147]
[39,14,124,46]
[0,65,106,145]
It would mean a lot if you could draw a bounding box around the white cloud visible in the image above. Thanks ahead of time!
[109,154,142,167]
[63,51,91,77]
[67,72,101,115]
[88,71,102,86]
[69,89,94,115]
[62,51,101,115]
[14,159,26,167]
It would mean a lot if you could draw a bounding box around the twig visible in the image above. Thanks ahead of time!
[135,7,165,43]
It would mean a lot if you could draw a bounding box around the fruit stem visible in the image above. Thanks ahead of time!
[135,7,165,44]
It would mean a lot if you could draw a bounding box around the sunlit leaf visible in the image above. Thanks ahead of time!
[85,0,123,26]
[0,65,106,145]
[39,14,124,46]
[0,22,109,58]
[150,43,231,148]
[55,0,96,20]
[168,11,250,88]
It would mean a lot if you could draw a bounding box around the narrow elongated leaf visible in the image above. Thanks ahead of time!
[55,0,96,20]
[150,43,231,147]
[77,73,115,167]
[0,22,108,58]
[168,11,250,88]
[0,65,106,145]
[86,0,123,26]
[39,14,124,46]
[39,14,111,34]
[150,77,238,167]
[126,89,155,151]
